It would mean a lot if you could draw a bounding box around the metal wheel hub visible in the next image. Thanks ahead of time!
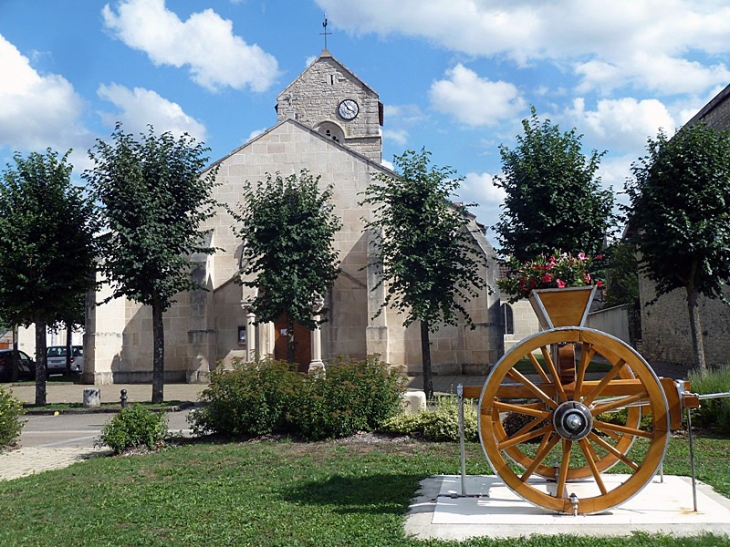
[553,401,593,441]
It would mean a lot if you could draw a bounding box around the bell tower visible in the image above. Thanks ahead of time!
[276,50,383,163]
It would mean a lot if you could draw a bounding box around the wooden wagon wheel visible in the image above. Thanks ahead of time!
[479,327,669,515]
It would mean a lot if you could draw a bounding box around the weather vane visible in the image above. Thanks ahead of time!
[321,14,331,50]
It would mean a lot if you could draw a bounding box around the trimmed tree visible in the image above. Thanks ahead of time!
[236,170,341,364]
[626,122,730,374]
[0,149,97,405]
[360,149,486,399]
[84,125,219,402]
[493,107,614,261]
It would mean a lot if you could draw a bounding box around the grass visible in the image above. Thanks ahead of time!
[22,400,187,412]
[0,434,727,546]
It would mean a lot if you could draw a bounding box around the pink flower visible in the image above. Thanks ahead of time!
[556,279,566,288]
[541,273,552,283]
[578,252,588,261]
[597,280,604,288]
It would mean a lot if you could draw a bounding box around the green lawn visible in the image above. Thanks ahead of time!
[0,435,727,546]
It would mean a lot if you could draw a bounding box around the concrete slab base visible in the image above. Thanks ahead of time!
[405,474,730,541]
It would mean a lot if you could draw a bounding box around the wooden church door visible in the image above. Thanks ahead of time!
[273,313,312,372]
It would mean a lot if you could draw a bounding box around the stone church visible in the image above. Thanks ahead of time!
[83,50,503,384]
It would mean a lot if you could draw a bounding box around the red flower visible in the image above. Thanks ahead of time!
[556,279,566,288]
[597,280,604,288]
[541,273,552,283]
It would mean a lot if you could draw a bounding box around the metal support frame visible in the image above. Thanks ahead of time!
[458,383,467,496]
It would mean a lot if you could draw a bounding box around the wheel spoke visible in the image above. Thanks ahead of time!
[506,368,558,409]
[555,439,572,498]
[588,432,639,471]
[593,419,653,439]
[574,342,595,398]
[494,400,551,418]
[583,359,627,405]
[540,346,567,402]
[499,423,552,450]
[591,391,648,415]
[529,352,551,384]
[578,438,607,495]
[520,433,560,482]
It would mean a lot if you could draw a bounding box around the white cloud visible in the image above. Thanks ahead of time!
[0,34,88,154]
[97,83,207,142]
[383,128,408,146]
[102,0,279,92]
[429,64,525,126]
[316,0,730,96]
[462,171,506,206]
[565,97,676,153]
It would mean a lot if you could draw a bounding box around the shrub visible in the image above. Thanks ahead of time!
[189,358,302,437]
[0,386,25,449]
[379,396,479,442]
[97,405,168,454]
[288,356,406,441]
[689,367,730,435]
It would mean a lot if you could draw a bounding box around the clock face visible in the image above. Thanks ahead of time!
[338,99,359,120]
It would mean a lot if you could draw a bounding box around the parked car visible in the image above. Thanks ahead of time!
[46,345,83,375]
[0,349,36,382]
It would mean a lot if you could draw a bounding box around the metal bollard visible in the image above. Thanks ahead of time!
[120,389,128,408]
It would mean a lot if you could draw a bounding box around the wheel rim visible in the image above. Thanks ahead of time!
[478,327,669,515]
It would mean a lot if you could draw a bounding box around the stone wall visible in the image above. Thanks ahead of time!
[639,276,730,367]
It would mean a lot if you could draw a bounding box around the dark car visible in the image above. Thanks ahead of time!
[0,349,36,382]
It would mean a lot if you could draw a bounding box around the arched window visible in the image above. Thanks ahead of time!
[501,303,514,335]
[316,121,345,143]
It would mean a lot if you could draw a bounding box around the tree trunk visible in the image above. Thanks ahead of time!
[34,316,47,406]
[686,287,707,375]
[65,325,73,375]
[11,325,18,382]
[151,298,165,403]
[287,316,295,364]
[420,320,434,400]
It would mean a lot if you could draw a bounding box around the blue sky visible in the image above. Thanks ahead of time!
[2,0,730,233]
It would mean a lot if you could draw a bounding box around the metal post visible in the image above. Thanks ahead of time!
[457,384,467,496]
[120,389,128,409]
[686,405,698,512]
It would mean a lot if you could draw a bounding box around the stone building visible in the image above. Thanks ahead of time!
[637,83,730,368]
[83,50,504,384]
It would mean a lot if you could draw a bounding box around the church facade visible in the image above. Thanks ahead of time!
[83,51,504,384]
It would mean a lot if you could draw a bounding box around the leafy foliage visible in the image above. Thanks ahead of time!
[689,367,730,435]
[379,395,479,442]
[97,405,169,455]
[493,107,614,261]
[288,356,406,440]
[0,149,97,403]
[625,122,730,372]
[83,125,219,401]
[189,358,302,437]
[236,170,341,334]
[189,356,405,441]
[603,239,640,308]
[0,386,25,448]
[360,148,487,398]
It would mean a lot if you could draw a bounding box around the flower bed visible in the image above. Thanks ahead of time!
[497,251,604,303]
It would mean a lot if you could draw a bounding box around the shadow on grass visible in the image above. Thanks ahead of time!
[285,473,424,515]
